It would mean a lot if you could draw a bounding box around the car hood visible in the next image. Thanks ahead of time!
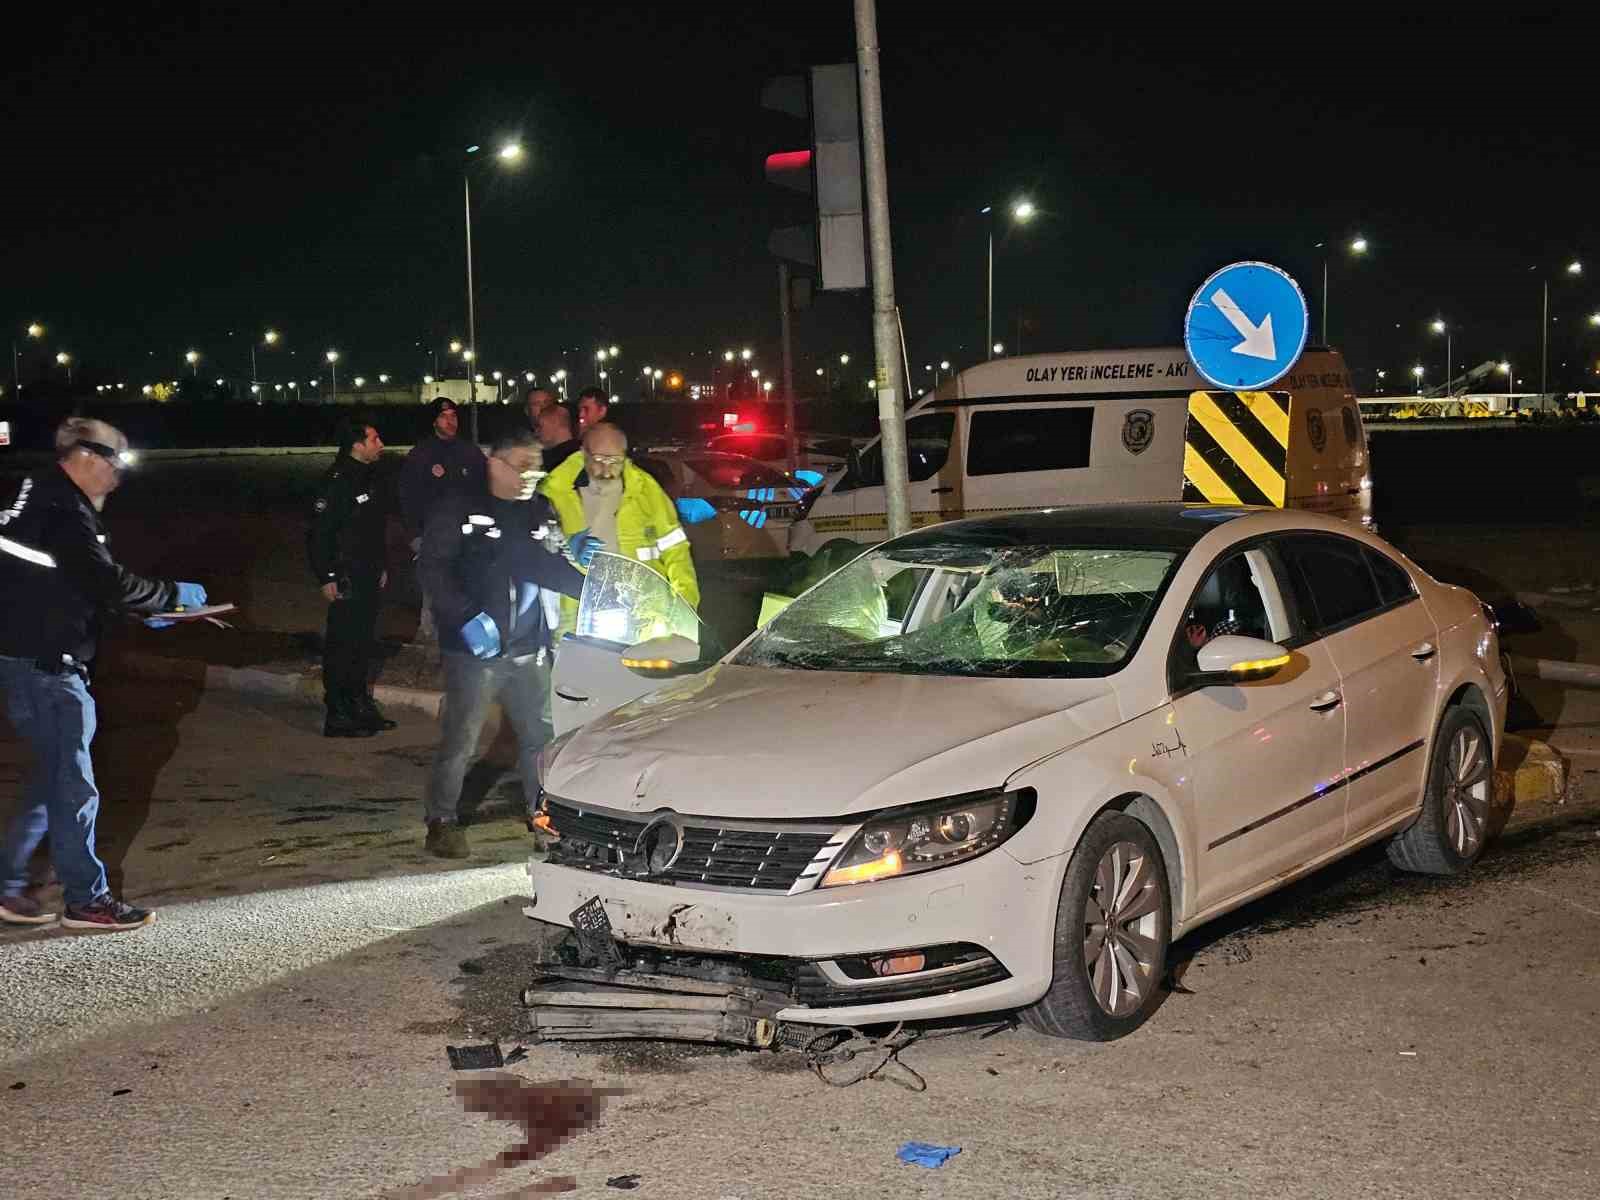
[544,663,1125,819]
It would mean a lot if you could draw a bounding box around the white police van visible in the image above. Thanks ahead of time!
[788,346,1372,562]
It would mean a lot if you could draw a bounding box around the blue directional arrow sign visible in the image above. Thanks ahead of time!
[1183,261,1309,390]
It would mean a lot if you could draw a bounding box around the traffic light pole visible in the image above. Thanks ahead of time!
[854,0,910,540]
[779,261,798,472]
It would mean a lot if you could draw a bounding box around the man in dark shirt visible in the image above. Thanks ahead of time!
[308,417,389,737]
[537,403,582,473]
[0,418,205,931]
[399,398,486,643]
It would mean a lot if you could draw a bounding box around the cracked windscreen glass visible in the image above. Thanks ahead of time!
[734,542,1180,677]
[576,552,701,647]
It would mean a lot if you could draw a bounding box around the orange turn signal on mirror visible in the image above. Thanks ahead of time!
[1228,654,1290,676]
[820,850,903,887]
[621,657,675,671]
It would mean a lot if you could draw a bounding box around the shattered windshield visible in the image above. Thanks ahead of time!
[576,552,701,647]
[734,542,1181,677]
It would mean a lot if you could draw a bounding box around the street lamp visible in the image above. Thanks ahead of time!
[461,141,525,442]
[326,349,339,401]
[984,197,1037,358]
[378,373,389,385]
[253,330,280,394]
[1315,234,1368,345]
[992,342,1005,356]
[740,348,752,362]
[1412,364,1425,394]
[1429,320,1452,395]
[11,322,46,398]
[1539,260,1583,394]
[353,376,366,389]
[55,352,72,386]
[185,349,200,376]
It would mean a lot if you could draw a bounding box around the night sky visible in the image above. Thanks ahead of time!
[7,4,1597,397]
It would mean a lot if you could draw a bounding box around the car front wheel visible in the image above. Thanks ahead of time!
[1022,812,1171,1041]
[1386,706,1494,876]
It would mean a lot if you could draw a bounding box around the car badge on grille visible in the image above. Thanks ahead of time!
[632,813,685,877]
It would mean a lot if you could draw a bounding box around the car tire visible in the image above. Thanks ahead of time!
[1022,812,1171,1041]
[1386,706,1494,876]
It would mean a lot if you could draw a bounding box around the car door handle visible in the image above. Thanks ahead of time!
[1308,690,1342,712]
[930,486,953,494]
[1411,642,1437,661]
[554,688,589,703]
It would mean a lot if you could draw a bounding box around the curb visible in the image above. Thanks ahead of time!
[1494,734,1569,807]
[109,651,448,720]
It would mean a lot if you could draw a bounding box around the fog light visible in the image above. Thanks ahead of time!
[869,952,926,977]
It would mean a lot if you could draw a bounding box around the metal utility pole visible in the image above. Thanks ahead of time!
[1541,279,1548,396]
[854,0,910,539]
[464,175,480,444]
[779,262,798,472]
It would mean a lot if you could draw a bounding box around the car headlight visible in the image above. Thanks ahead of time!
[819,787,1035,887]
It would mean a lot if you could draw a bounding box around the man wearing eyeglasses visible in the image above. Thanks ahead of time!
[539,422,699,640]
[0,418,205,932]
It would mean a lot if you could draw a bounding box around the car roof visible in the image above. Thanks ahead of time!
[891,503,1263,552]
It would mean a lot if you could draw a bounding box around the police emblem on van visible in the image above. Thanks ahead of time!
[1122,409,1154,455]
[1306,408,1327,453]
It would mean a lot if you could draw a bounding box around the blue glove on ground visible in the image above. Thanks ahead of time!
[144,618,176,630]
[175,581,207,608]
[897,1142,962,1169]
[461,612,501,660]
[569,530,604,567]
[674,497,717,525]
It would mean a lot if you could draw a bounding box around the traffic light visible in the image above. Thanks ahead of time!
[762,64,867,292]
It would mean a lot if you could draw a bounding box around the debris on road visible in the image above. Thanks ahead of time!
[897,1142,962,1168]
[447,1042,506,1071]
[605,1175,642,1190]
[522,962,780,1048]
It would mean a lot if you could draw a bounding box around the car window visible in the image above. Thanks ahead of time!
[1168,551,1280,686]
[967,407,1093,477]
[1277,535,1384,634]
[1366,547,1415,605]
[835,412,955,491]
[682,456,797,492]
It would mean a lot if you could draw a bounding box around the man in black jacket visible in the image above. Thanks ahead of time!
[398,398,486,644]
[418,428,595,858]
[0,418,205,931]
[308,417,389,737]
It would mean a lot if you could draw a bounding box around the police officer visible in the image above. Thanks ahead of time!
[308,416,390,737]
[1,418,206,931]
[418,428,598,858]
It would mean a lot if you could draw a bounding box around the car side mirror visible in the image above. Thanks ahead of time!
[621,633,702,678]
[1191,635,1291,687]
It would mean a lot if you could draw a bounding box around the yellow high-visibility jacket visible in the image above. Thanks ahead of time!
[539,453,699,634]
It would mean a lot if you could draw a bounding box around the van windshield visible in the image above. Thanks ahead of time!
[735,540,1181,678]
[834,412,954,491]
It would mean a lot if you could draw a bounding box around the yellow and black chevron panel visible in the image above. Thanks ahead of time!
[1182,390,1290,507]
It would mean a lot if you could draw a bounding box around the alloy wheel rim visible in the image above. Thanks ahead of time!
[1443,725,1490,857]
[1082,840,1163,1016]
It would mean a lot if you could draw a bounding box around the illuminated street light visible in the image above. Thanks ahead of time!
[142,385,153,396]
[653,369,662,380]
[1316,232,1369,344]
[214,377,224,387]
[740,348,752,362]
[867,379,877,390]
[1590,313,1600,327]
[185,349,200,377]
[378,373,389,384]
[609,345,619,357]
[474,373,484,384]
[449,340,463,354]
[723,350,734,363]
[1430,320,1452,394]
[762,380,773,394]
[498,143,524,162]
[353,376,366,388]
[326,349,339,364]
[1350,236,1369,254]
[264,329,280,345]
[492,370,503,380]
[525,371,536,383]
[1568,261,1583,275]
[839,353,850,365]
[985,198,1040,356]
[815,367,824,376]
[27,323,44,338]
[462,349,475,362]
[940,359,950,370]
[423,374,434,384]
[993,342,1005,355]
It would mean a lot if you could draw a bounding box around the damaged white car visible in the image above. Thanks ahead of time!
[531,505,1507,1040]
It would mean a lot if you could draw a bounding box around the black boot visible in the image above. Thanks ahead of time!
[324,696,378,738]
[355,694,397,731]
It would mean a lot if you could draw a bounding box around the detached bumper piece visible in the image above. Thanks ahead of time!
[522,962,784,1048]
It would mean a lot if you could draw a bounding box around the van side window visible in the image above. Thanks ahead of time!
[967,408,1094,477]
[835,412,954,492]
[1276,535,1385,635]
[1340,406,1359,445]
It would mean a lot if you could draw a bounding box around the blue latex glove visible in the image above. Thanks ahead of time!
[569,529,604,568]
[674,497,717,525]
[144,617,176,630]
[897,1142,962,1169]
[460,612,501,660]
[175,581,207,608]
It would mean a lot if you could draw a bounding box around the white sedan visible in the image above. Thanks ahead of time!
[534,505,1507,1040]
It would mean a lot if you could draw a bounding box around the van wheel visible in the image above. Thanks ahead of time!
[1386,707,1493,876]
[1021,812,1170,1041]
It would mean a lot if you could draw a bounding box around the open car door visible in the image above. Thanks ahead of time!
[550,552,704,736]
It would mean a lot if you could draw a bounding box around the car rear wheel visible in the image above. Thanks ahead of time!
[1022,812,1171,1041]
[1386,706,1493,876]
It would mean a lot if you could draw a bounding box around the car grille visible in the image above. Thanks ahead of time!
[543,797,837,892]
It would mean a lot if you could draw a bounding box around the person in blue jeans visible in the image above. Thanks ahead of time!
[0,418,206,931]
